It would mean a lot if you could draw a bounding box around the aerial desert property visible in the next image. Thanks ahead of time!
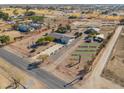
[0,4,124,89]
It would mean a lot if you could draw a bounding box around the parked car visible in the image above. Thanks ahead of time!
[93,37,103,43]
[27,62,41,70]
[84,36,92,43]
[85,39,91,43]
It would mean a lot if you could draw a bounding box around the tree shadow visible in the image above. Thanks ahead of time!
[64,69,87,87]
[65,62,80,68]
[77,69,87,77]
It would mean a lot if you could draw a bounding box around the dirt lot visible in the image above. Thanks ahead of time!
[48,42,100,87]
[42,25,117,87]
[102,30,124,87]
[0,57,46,89]
[7,29,52,57]
[0,31,24,42]
[0,21,11,32]
[100,25,117,38]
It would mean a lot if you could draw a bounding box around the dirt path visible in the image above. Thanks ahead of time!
[81,26,123,88]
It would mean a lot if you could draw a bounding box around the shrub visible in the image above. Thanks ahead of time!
[36,37,45,44]
[0,11,9,21]
[25,11,35,16]
[29,16,44,23]
[44,36,55,42]
[0,35,10,44]
[68,16,77,19]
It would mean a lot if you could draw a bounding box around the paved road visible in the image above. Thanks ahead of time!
[83,26,123,88]
[0,48,73,89]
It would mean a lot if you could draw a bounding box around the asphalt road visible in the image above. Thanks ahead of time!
[0,48,73,89]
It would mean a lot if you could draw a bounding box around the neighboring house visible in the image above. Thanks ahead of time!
[10,15,18,19]
[29,23,41,29]
[49,33,75,45]
[10,14,24,19]
[18,24,35,32]
[84,27,100,34]
[17,14,24,19]
[18,24,30,32]
[6,21,16,24]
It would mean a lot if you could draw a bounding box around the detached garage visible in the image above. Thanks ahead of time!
[32,44,64,59]
[41,44,64,56]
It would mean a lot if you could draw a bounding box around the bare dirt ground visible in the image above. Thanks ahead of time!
[48,42,100,88]
[0,57,46,89]
[41,25,117,88]
[0,31,24,42]
[7,29,52,57]
[100,25,117,38]
[102,30,124,87]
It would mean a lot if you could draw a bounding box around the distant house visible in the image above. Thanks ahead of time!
[6,21,16,24]
[84,27,100,34]
[29,23,41,29]
[49,33,75,45]
[18,24,30,32]
[18,24,35,32]
[17,14,24,19]
[10,14,24,19]
[10,15,18,19]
